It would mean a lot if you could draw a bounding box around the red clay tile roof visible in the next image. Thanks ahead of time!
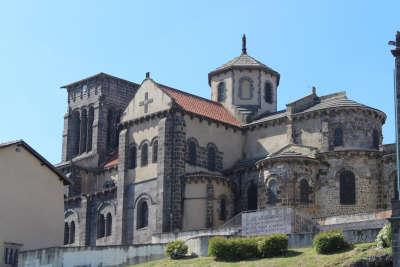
[104,153,118,168]
[156,83,241,127]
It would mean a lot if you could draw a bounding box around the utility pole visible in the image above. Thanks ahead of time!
[389,31,400,267]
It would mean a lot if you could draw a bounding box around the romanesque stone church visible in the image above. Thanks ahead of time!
[59,36,396,246]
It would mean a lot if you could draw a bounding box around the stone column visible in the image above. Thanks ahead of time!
[115,128,130,244]
[157,113,186,232]
[390,31,400,267]
[286,106,294,144]
[321,121,330,152]
[80,195,89,246]
[206,181,214,228]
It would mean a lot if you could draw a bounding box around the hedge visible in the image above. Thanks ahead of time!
[258,233,288,258]
[312,230,350,254]
[208,234,288,261]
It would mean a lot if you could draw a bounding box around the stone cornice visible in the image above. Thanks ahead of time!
[184,172,231,186]
[318,149,382,159]
[120,109,172,130]
[256,155,320,168]
[64,186,117,203]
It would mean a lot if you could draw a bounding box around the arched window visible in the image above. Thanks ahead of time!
[137,200,149,229]
[64,222,69,245]
[207,145,216,171]
[107,108,115,152]
[97,214,105,238]
[106,213,112,236]
[187,140,197,165]
[69,221,75,244]
[219,197,227,221]
[152,140,158,163]
[373,129,380,149]
[239,77,253,99]
[340,170,356,205]
[129,145,137,169]
[80,109,88,154]
[217,82,226,102]
[71,110,81,158]
[266,179,278,205]
[141,143,148,166]
[299,179,311,204]
[87,106,94,152]
[334,127,343,147]
[247,182,258,211]
[264,82,273,103]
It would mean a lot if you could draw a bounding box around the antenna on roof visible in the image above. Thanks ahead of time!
[242,34,247,54]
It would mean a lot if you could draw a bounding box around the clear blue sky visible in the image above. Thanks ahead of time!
[1,1,399,163]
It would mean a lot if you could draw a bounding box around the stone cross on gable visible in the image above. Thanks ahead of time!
[139,92,153,113]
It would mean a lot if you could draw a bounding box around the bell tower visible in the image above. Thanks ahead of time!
[208,35,280,123]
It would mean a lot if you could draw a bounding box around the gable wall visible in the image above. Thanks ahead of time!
[0,145,65,250]
[122,80,172,122]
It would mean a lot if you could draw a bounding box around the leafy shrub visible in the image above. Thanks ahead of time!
[257,233,288,258]
[208,234,288,261]
[165,240,188,259]
[312,230,350,254]
[208,236,259,261]
[376,224,392,248]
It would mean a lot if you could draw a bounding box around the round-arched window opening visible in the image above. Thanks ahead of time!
[137,200,149,229]
[217,82,226,102]
[267,179,278,205]
[264,82,273,104]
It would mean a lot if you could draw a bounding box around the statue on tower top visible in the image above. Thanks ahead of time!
[242,34,247,54]
[389,31,400,49]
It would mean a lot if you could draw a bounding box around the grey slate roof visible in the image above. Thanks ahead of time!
[216,53,270,70]
[247,91,386,126]
[264,144,318,160]
[208,53,280,85]
[231,156,266,170]
[297,93,377,114]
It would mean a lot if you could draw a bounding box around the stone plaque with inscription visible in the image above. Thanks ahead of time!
[242,207,294,236]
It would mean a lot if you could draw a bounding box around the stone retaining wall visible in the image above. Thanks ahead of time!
[18,227,384,265]
[183,228,383,256]
[18,244,165,267]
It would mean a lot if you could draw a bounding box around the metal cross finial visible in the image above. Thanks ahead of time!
[139,92,153,113]
[242,34,247,54]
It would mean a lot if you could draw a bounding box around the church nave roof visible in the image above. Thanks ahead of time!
[155,82,242,127]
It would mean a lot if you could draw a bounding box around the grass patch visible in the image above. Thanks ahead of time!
[132,243,390,267]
